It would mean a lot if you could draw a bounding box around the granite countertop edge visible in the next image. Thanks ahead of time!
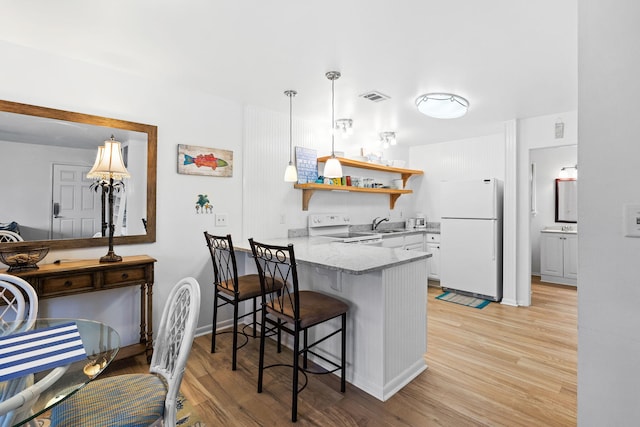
[235,236,431,275]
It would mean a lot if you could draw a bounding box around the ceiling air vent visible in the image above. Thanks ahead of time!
[359,90,391,103]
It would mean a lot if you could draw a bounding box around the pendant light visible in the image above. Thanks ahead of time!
[324,71,343,178]
[283,90,298,182]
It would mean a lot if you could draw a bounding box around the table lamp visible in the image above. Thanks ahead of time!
[87,136,130,262]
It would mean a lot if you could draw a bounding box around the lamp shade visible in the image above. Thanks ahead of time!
[415,93,469,119]
[92,138,130,180]
[87,146,108,179]
[324,157,343,178]
[284,163,298,182]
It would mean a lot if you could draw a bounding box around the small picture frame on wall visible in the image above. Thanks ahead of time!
[177,144,233,177]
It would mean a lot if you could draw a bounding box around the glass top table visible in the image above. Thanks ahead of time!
[0,318,120,426]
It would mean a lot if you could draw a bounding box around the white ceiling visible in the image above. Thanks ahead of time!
[0,0,577,146]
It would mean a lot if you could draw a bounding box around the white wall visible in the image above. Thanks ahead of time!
[530,145,577,274]
[0,41,245,343]
[409,133,506,223]
[578,1,640,424]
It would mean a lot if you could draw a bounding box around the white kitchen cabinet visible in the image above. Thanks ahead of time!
[540,231,577,285]
[404,233,425,251]
[426,233,441,281]
[380,233,426,251]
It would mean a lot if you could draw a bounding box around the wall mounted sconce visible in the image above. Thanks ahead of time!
[559,165,578,179]
[379,131,396,149]
[335,118,353,138]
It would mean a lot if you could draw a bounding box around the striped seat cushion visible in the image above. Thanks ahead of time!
[50,373,167,427]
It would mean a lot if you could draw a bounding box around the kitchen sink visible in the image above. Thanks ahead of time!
[377,229,406,233]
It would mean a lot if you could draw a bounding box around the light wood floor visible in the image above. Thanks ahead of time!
[108,278,577,426]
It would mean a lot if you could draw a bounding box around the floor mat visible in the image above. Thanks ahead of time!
[435,291,491,309]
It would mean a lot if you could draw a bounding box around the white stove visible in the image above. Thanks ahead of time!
[308,214,382,244]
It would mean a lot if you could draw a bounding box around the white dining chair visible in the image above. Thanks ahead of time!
[0,230,23,243]
[50,277,201,427]
[0,274,40,427]
[0,274,38,335]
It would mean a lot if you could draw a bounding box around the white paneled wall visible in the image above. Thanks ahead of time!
[242,106,419,239]
[408,133,505,222]
[243,105,322,241]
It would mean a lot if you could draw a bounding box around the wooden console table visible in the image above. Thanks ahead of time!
[1,255,156,362]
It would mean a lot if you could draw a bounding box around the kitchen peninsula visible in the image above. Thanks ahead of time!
[235,236,430,401]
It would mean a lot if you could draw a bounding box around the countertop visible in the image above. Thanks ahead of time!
[235,236,431,275]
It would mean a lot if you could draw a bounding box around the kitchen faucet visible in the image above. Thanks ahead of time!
[372,216,389,230]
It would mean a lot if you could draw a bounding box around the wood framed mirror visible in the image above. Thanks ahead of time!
[555,178,577,223]
[0,100,156,251]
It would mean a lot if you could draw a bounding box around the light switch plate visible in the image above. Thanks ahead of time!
[623,204,640,237]
[215,213,228,227]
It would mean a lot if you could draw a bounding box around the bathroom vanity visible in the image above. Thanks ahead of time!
[540,227,577,286]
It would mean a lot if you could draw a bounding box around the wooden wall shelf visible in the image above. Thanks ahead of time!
[294,157,424,211]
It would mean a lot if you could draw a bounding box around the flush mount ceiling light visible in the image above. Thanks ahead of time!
[379,131,396,149]
[335,118,353,138]
[324,71,343,178]
[415,93,469,119]
[283,90,298,183]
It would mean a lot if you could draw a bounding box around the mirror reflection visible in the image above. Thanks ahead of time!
[0,100,156,251]
[555,178,577,223]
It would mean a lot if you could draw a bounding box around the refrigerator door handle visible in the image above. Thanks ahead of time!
[493,220,497,261]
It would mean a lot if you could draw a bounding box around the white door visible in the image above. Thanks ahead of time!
[440,218,499,297]
[51,164,102,239]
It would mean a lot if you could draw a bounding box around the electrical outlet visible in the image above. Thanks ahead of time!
[280,214,286,224]
[624,204,640,237]
[215,213,228,227]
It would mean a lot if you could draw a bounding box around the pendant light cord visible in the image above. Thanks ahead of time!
[289,92,293,164]
[331,76,335,158]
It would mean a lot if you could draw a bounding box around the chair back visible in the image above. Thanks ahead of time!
[249,239,300,323]
[0,274,38,334]
[149,277,200,424]
[0,231,23,243]
[0,274,38,426]
[204,232,240,295]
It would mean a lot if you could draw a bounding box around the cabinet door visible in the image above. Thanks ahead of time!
[381,236,404,248]
[404,233,425,250]
[540,233,564,277]
[563,234,578,279]
[427,242,441,280]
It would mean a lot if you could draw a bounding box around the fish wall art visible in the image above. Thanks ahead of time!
[177,144,233,177]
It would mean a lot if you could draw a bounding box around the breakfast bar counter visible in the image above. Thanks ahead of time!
[235,237,430,401]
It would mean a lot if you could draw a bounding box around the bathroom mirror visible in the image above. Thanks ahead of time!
[555,178,577,223]
[0,100,156,251]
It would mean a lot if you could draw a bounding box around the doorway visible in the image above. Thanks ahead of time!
[529,145,577,279]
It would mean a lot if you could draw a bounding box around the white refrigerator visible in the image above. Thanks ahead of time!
[440,179,503,301]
